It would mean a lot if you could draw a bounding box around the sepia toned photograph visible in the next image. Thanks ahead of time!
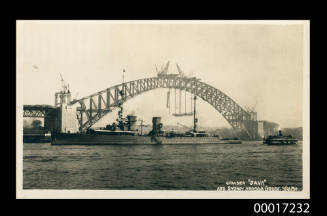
[16,20,310,199]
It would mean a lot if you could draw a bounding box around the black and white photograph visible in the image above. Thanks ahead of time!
[16,20,310,199]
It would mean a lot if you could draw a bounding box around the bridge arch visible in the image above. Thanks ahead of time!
[71,75,252,132]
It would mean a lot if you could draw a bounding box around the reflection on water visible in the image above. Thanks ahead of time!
[23,141,302,190]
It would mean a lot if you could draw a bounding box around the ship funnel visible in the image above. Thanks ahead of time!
[152,117,162,134]
[127,115,137,131]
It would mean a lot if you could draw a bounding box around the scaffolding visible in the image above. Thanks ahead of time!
[170,88,193,117]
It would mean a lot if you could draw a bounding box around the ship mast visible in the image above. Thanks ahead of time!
[117,69,126,129]
[193,96,198,132]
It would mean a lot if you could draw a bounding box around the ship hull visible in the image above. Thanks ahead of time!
[263,138,297,145]
[51,133,241,145]
[23,134,51,143]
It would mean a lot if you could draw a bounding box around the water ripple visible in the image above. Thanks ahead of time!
[23,142,303,190]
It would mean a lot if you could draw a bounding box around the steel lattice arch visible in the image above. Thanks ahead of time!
[23,105,56,118]
[70,75,252,132]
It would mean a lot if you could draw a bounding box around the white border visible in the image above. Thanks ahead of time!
[16,20,310,199]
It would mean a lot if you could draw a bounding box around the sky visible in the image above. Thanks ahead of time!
[17,21,306,128]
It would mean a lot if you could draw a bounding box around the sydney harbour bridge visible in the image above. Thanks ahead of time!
[23,63,273,139]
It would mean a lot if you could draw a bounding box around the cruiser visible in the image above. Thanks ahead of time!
[52,91,241,145]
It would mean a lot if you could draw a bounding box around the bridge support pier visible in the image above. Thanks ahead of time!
[241,120,259,140]
[43,104,79,133]
[59,104,79,133]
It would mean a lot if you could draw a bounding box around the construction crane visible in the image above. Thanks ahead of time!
[162,61,170,74]
[157,61,170,76]
[176,64,185,77]
[60,73,69,93]
[159,63,194,117]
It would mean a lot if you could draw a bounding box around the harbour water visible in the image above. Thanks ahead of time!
[23,141,302,190]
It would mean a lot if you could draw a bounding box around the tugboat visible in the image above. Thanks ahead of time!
[263,130,297,145]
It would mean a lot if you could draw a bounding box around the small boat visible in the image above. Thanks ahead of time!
[263,130,297,145]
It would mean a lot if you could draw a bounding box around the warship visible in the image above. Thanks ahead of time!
[24,132,51,143]
[51,91,241,145]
